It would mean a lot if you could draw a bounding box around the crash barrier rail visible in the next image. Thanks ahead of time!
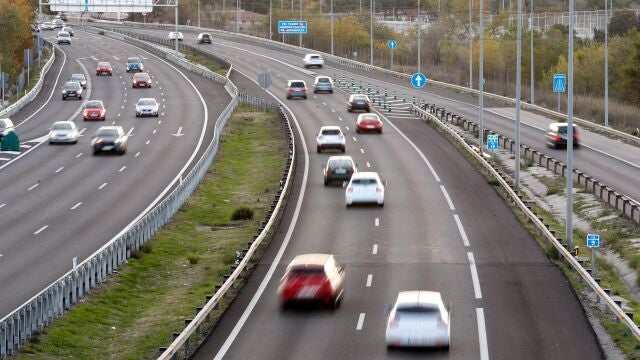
[412,103,640,342]
[0,40,55,119]
[420,103,640,227]
[90,19,640,145]
[157,98,293,360]
[0,27,288,358]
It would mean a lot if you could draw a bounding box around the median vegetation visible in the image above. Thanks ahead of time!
[16,105,287,359]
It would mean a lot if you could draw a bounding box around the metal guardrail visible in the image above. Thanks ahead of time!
[94,19,640,145]
[412,103,640,342]
[0,27,270,358]
[0,41,55,119]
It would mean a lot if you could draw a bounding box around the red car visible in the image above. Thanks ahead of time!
[96,61,112,76]
[83,100,106,121]
[278,254,345,310]
[132,73,152,88]
[356,113,383,133]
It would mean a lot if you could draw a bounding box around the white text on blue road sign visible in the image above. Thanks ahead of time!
[587,233,600,248]
[278,21,307,34]
[553,74,567,93]
[411,73,426,89]
[487,134,499,151]
[388,40,397,49]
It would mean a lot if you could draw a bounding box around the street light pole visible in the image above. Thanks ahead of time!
[370,0,374,65]
[330,0,334,55]
[175,0,179,53]
[516,0,522,193]
[269,0,273,39]
[37,2,42,67]
[236,0,240,32]
[197,0,200,27]
[299,0,302,47]
[417,0,421,73]
[567,0,575,250]
[530,0,534,104]
[604,0,609,127]
[469,0,473,89]
[479,0,484,152]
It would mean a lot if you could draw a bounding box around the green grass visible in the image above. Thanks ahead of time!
[16,106,287,359]
[182,49,228,76]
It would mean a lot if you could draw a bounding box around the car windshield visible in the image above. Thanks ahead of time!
[52,123,72,130]
[134,74,149,80]
[558,126,578,135]
[128,58,141,64]
[138,99,156,106]
[321,129,341,135]
[290,82,305,88]
[96,129,119,137]
[64,82,79,89]
[201,34,210,38]
[85,101,102,109]
[352,178,377,185]
[396,306,440,314]
[310,55,321,60]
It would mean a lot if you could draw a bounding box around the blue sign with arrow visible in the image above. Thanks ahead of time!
[587,234,600,248]
[553,73,566,93]
[387,40,397,49]
[411,72,426,89]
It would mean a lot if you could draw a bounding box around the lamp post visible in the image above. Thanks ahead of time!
[515,0,522,193]
[530,0,534,104]
[417,0,421,73]
[269,0,273,39]
[299,0,302,47]
[469,0,473,89]
[330,0,334,55]
[236,0,240,32]
[479,0,484,152]
[370,0,374,65]
[566,0,575,250]
[604,0,609,127]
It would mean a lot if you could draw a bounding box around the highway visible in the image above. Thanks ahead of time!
[0,29,230,317]
[105,29,604,358]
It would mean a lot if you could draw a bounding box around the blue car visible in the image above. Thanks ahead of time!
[126,57,144,72]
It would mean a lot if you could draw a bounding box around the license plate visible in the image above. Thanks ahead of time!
[102,146,113,151]
[366,125,375,129]
[336,169,346,174]
[91,114,97,117]
[295,286,319,299]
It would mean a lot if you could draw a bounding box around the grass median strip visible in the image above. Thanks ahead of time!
[16,104,287,359]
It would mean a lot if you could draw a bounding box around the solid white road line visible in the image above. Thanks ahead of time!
[375,217,379,227]
[70,202,82,210]
[468,252,483,299]
[98,182,107,190]
[34,225,48,235]
[55,166,64,173]
[476,308,490,360]
[27,183,39,191]
[119,166,127,172]
[76,152,83,158]
[366,274,372,287]
[356,313,366,330]
[454,214,470,247]
[372,244,378,255]
[440,185,455,210]
[212,79,309,360]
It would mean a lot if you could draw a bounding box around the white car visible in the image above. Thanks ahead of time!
[345,172,384,207]
[48,121,79,144]
[168,31,184,41]
[135,98,159,117]
[57,31,71,44]
[303,53,324,68]
[316,126,345,153]
[39,22,55,31]
[385,291,451,349]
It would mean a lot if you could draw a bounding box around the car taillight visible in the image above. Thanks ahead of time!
[388,314,400,328]
[554,135,561,142]
[326,169,333,175]
[574,134,581,141]
[347,187,353,192]
[302,88,308,93]
[376,186,382,192]
[287,88,293,93]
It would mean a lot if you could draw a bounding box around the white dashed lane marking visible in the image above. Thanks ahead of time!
[366,162,371,168]
[468,252,483,299]
[27,183,39,191]
[356,313,366,330]
[372,244,378,255]
[366,274,372,287]
[55,167,64,173]
[70,202,82,210]
[34,225,49,235]
[119,166,127,172]
[0,204,6,209]
[375,218,379,227]
[135,152,141,157]
[76,153,83,158]
[98,182,107,190]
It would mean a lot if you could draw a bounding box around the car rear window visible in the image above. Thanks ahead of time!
[353,96,367,101]
[329,160,352,168]
[290,82,305,88]
[322,129,341,135]
[71,74,84,80]
[98,62,110,67]
[396,306,440,314]
[310,55,321,59]
[352,178,377,185]
[289,267,325,276]
[557,126,578,135]
[318,78,330,83]
[85,101,102,108]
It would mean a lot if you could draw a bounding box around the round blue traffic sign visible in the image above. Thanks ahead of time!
[410,72,426,89]
[387,40,397,49]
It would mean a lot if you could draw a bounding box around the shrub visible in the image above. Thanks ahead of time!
[231,206,254,220]
[187,253,201,265]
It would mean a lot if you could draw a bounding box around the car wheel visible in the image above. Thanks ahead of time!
[93,150,99,155]
[316,146,321,153]
[379,129,383,134]
[313,89,318,94]
[78,95,82,100]
[324,178,329,186]
[330,90,333,94]
[62,96,65,100]
[341,146,345,153]
[281,302,290,311]
[304,95,307,99]
[356,128,361,134]
[347,108,352,112]
[379,202,384,207]
[286,96,291,100]
[155,113,159,117]
[135,114,139,118]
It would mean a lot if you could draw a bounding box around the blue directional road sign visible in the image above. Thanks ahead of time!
[587,234,600,248]
[411,72,426,89]
[278,21,307,34]
[553,73,566,93]
[487,134,499,151]
[387,40,397,49]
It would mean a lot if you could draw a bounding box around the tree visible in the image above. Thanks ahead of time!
[0,0,34,88]
[609,10,640,37]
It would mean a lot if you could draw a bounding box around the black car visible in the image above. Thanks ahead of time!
[61,81,83,100]
[197,33,212,44]
[324,156,357,186]
[92,126,128,155]
[347,94,371,112]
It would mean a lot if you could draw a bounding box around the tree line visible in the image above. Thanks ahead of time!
[0,0,35,93]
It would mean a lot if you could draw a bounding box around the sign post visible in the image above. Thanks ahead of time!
[587,233,600,278]
[387,40,397,70]
[553,73,566,113]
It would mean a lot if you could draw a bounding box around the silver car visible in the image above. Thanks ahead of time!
[135,98,159,117]
[69,73,87,88]
[49,121,79,144]
[286,80,308,100]
[313,76,333,94]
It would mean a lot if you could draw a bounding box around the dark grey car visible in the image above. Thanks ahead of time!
[286,80,308,99]
[61,81,82,100]
[92,126,128,155]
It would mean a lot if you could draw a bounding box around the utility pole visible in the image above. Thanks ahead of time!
[197,0,200,27]
[566,0,575,250]
[530,0,534,104]
[236,0,240,32]
[469,0,473,89]
[515,0,522,193]
[269,0,273,39]
[479,0,484,152]
[330,0,334,55]
[175,0,179,53]
[37,2,42,67]
[604,0,609,127]
[299,0,302,47]
[370,0,374,65]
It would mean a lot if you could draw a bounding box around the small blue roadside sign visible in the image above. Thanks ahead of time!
[411,72,426,89]
[387,40,397,49]
[587,234,600,248]
[553,74,566,93]
[278,21,307,34]
[487,134,499,151]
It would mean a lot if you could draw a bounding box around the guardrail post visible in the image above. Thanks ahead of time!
[632,204,639,223]
[1,321,6,356]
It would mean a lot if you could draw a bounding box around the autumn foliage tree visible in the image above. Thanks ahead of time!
[0,0,34,89]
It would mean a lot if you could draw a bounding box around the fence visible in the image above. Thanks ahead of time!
[0,41,55,119]
[412,103,640,342]
[0,28,293,358]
